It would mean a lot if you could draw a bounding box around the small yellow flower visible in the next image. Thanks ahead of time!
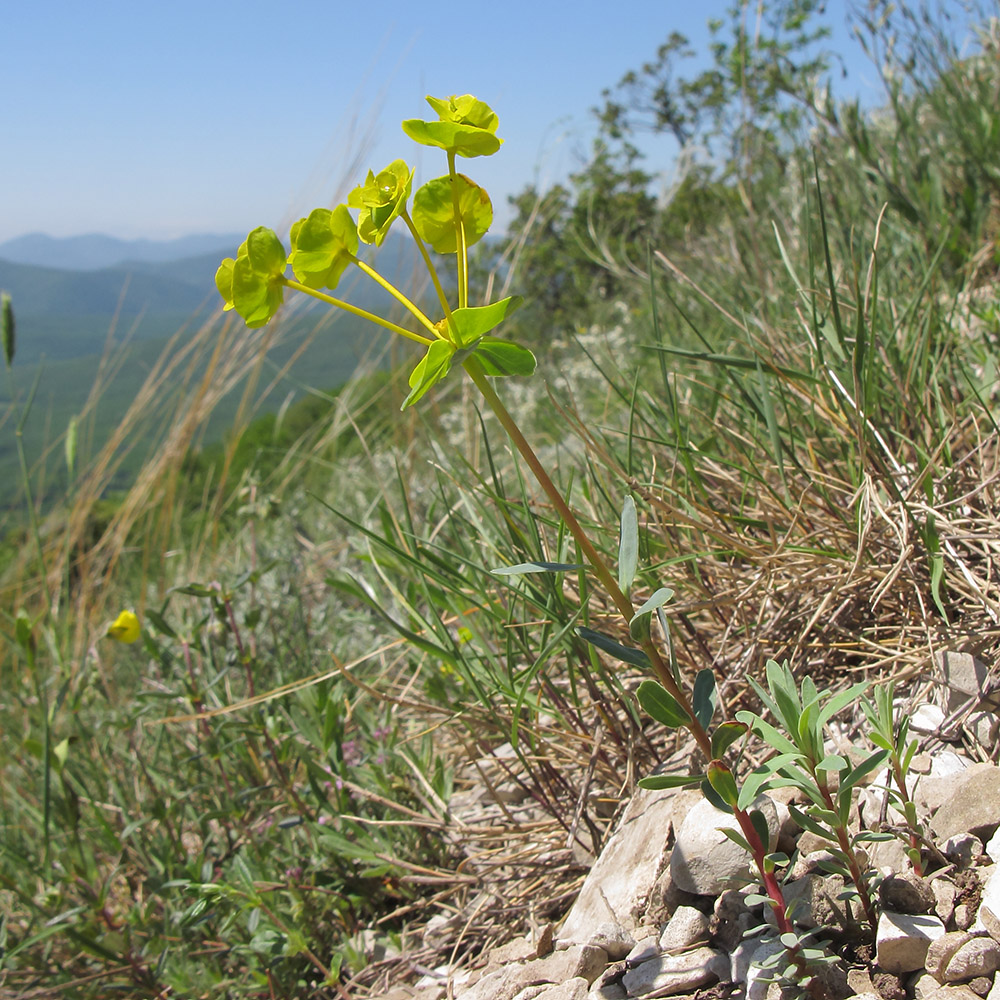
[107,609,141,644]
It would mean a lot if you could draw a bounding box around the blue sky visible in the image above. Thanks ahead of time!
[0,1,944,244]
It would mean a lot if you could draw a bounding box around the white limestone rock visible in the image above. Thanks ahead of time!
[620,945,727,997]
[939,937,1000,982]
[976,865,1000,941]
[559,786,675,943]
[669,794,778,895]
[658,905,709,953]
[585,922,634,962]
[930,762,1000,843]
[876,910,947,974]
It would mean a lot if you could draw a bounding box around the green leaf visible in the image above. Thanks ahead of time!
[750,807,772,852]
[412,175,493,252]
[403,119,502,157]
[629,587,674,641]
[700,775,733,814]
[288,206,358,290]
[576,627,652,669]
[816,754,848,773]
[617,494,639,596]
[474,338,536,377]
[707,760,740,808]
[490,561,582,575]
[711,721,748,760]
[765,659,802,731]
[737,753,801,810]
[65,414,78,480]
[2,291,14,368]
[426,93,499,132]
[735,711,798,755]
[449,297,523,347]
[788,803,836,840]
[692,669,717,728]
[144,609,177,639]
[719,827,751,852]
[15,609,34,654]
[840,748,889,793]
[638,772,703,791]
[816,681,870,729]
[635,679,689,728]
[402,339,456,409]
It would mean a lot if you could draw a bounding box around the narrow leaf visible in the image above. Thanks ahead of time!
[490,561,581,575]
[711,721,748,760]
[635,680,688,728]
[707,760,740,808]
[692,668,717,728]
[618,495,638,594]
[577,627,651,669]
[638,772,703,791]
[629,587,674,641]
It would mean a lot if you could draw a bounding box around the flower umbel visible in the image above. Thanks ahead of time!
[348,160,414,246]
[402,94,503,158]
[107,609,141,644]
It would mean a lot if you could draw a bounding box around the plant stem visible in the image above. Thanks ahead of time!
[448,151,469,309]
[349,259,443,339]
[282,279,435,346]
[462,356,711,754]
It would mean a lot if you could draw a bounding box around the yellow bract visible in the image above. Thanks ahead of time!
[107,609,141,644]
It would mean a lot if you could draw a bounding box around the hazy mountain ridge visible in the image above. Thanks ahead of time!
[0,232,245,271]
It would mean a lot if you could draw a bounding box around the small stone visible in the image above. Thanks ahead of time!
[620,945,727,997]
[848,967,877,995]
[712,888,758,952]
[625,937,659,968]
[941,937,1000,982]
[916,753,973,817]
[912,972,943,998]
[956,904,976,931]
[588,978,627,1000]
[559,785,675,943]
[944,835,984,870]
[927,987,989,1000]
[913,703,948,734]
[870,836,914,874]
[927,933,976,982]
[877,911,947,974]
[587,922,634,962]
[933,878,958,926]
[935,651,991,714]
[531,979,590,1000]
[968,978,993,997]
[965,712,1000,752]
[744,937,785,1000]
[872,969,908,1000]
[880,872,936,914]
[764,872,857,934]
[643,865,697,929]
[658,905,709,953]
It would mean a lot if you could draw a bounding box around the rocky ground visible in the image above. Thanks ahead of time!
[363,648,1000,1000]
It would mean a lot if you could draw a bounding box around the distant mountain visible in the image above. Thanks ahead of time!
[0,256,217,317]
[0,231,439,366]
[0,232,245,271]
